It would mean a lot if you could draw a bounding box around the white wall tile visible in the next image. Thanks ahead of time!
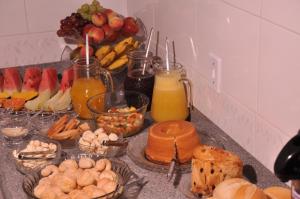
[154,0,198,69]
[259,21,300,136]
[0,0,27,36]
[254,116,290,172]
[25,0,127,33]
[196,0,260,112]
[262,0,300,34]
[0,32,63,68]
[222,0,262,16]
[127,0,156,32]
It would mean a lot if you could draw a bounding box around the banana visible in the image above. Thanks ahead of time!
[100,51,116,67]
[95,45,112,61]
[114,37,134,55]
[107,55,129,70]
[133,40,139,49]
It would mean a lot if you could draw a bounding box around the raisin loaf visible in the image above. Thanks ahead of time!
[191,145,243,197]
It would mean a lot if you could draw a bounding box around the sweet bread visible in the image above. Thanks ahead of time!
[191,145,243,196]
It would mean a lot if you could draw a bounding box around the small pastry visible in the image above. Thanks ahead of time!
[77,170,95,187]
[99,170,117,182]
[59,159,78,172]
[41,165,59,177]
[78,157,95,169]
[102,180,117,194]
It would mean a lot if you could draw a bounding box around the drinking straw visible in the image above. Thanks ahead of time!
[85,34,89,65]
[142,27,154,75]
[165,37,170,71]
[172,40,176,64]
[155,31,160,57]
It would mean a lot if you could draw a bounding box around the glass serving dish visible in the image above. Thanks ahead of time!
[77,131,127,158]
[12,134,62,175]
[22,153,145,199]
[87,90,149,137]
[0,111,31,146]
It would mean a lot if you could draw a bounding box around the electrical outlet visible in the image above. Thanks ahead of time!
[208,53,222,93]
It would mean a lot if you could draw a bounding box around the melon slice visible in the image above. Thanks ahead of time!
[0,73,3,92]
[2,68,22,96]
[12,66,42,101]
[60,67,74,92]
[25,67,59,111]
[0,73,8,99]
[43,67,73,111]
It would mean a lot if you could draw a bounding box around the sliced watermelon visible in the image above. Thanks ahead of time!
[25,67,59,111]
[39,67,59,94]
[22,66,42,92]
[0,72,3,92]
[3,67,22,96]
[60,67,74,91]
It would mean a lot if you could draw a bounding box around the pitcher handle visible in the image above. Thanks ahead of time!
[99,68,114,92]
[180,78,193,111]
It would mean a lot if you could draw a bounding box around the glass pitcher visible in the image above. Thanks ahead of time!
[71,57,114,119]
[124,49,155,111]
[151,62,193,122]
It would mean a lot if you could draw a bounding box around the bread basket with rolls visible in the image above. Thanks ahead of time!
[207,178,291,199]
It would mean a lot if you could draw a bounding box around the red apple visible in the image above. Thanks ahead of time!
[91,12,107,27]
[88,26,105,44]
[80,45,94,57]
[102,24,119,41]
[108,15,124,31]
[103,9,114,18]
[82,24,94,38]
[121,17,139,36]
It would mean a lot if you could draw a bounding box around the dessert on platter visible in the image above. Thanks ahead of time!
[191,145,243,197]
[145,120,200,164]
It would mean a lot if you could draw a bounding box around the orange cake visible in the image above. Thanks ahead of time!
[145,120,201,164]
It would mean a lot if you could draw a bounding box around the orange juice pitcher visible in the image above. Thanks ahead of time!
[71,57,113,119]
[151,63,193,122]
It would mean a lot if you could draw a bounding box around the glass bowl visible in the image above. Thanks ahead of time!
[0,112,31,146]
[23,153,144,199]
[32,112,58,136]
[87,90,149,137]
[77,130,127,158]
[12,134,62,175]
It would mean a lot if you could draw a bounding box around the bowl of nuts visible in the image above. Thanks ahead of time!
[87,90,149,137]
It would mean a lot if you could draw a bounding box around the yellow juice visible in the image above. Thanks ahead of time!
[71,78,106,119]
[151,71,188,122]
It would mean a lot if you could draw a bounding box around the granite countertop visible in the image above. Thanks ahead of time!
[0,109,285,199]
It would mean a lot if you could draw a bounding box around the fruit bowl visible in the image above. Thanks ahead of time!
[56,0,147,72]
[87,90,149,137]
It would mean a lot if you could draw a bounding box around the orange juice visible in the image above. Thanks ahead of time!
[71,78,106,119]
[151,71,188,122]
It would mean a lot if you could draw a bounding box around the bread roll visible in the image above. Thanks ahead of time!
[213,178,269,199]
[191,145,243,196]
[264,186,291,199]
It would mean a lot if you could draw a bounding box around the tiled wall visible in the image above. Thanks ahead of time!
[0,0,127,68]
[127,0,299,171]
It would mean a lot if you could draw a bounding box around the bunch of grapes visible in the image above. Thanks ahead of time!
[77,0,103,21]
[57,13,89,37]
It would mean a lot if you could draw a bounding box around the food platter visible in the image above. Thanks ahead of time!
[127,129,224,174]
[22,153,145,199]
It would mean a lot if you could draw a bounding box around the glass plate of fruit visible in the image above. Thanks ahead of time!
[56,0,147,72]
